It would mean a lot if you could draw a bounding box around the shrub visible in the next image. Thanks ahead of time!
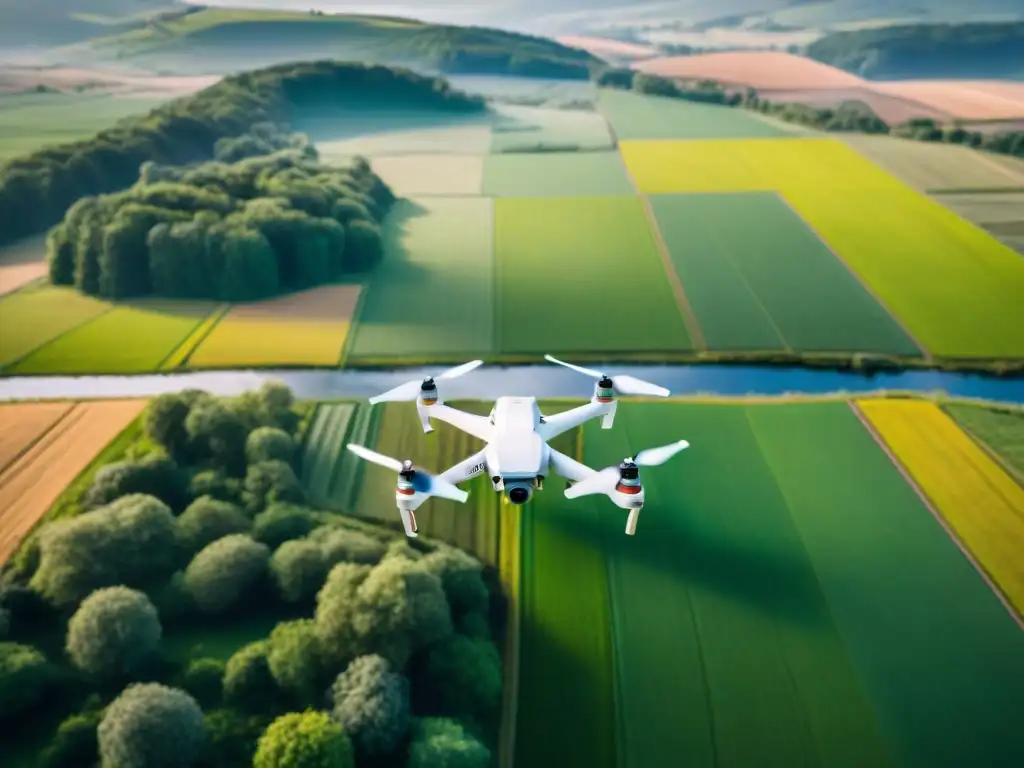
[270,539,329,604]
[252,504,316,548]
[243,460,305,514]
[144,392,203,460]
[414,634,501,728]
[30,494,177,608]
[84,453,187,512]
[66,587,161,681]
[40,706,104,767]
[318,528,386,566]
[266,619,326,708]
[185,398,249,473]
[330,654,410,757]
[407,718,490,768]
[188,469,242,504]
[200,708,269,768]
[315,556,452,670]
[182,658,225,709]
[97,683,205,768]
[184,534,270,614]
[224,641,278,713]
[421,547,489,618]
[0,641,53,719]
[384,539,423,561]
[246,427,296,466]
[253,710,354,768]
[176,496,251,555]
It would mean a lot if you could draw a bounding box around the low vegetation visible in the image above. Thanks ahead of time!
[0,384,503,767]
[45,130,394,301]
[0,60,485,248]
[596,68,1024,156]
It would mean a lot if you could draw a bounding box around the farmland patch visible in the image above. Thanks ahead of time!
[0,399,146,565]
[189,285,360,368]
[0,285,110,369]
[598,89,788,140]
[12,299,215,374]
[929,191,1024,254]
[648,192,921,354]
[859,399,1024,619]
[494,196,691,354]
[490,104,614,153]
[0,402,74,474]
[297,112,493,160]
[482,151,633,197]
[348,197,495,361]
[943,403,1024,482]
[367,154,483,196]
[0,236,46,297]
[301,403,359,510]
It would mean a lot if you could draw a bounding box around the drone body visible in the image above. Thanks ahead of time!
[347,356,690,538]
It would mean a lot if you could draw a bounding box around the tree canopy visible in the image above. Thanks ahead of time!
[65,586,162,681]
[97,683,206,768]
[253,709,354,768]
[0,60,484,246]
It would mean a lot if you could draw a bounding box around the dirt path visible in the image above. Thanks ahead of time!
[0,399,146,565]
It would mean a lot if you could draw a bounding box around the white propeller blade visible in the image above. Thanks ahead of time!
[544,355,670,398]
[346,443,404,472]
[367,360,483,404]
[634,440,690,466]
[564,467,619,499]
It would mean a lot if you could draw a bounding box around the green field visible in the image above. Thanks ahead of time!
[348,197,496,360]
[10,300,214,374]
[0,285,111,368]
[301,403,359,509]
[494,197,692,354]
[943,403,1024,482]
[648,192,921,354]
[516,401,1024,767]
[598,89,790,141]
[490,104,615,153]
[482,152,635,197]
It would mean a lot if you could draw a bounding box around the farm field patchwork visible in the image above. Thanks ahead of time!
[0,285,111,369]
[859,399,1024,618]
[11,300,216,374]
[490,104,614,153]
[482,151,634,197]
[494,196,692,354]
[943,403,1024,482]
[367,154,483,196]
[929,191,1024,254]
[348,197,495,361]
[189,285,360,368]
[516,400,1024,768]
[299,112,494,159]
[0,401,73,473]
[0,399,146,564]
[648,192,920,354]
[598,89,789,140]
[841,134,1024,191]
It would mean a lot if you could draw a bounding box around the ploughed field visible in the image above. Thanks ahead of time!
[2,90,1023,374]
[295,395,1024,767]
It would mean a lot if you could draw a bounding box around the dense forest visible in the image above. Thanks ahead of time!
[45,130,394,302]
[806,22,1024,79]
[0,61,484,248]
[0,384,501,768]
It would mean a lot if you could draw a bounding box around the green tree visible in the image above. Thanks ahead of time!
[330,654,410,757]
[176,496,251,556]
[199,708,269,768]
[181,658,225,709]
[253,710,354,768]
[185,398,250,474]
[271,539,329,604]
[246,426,297,466]
[407,718,490,768]
[421,547,489,618]
[316,527,386,566]
[40,706,104,768]
[223,640,278,713]
[243,461,305,514]
[252,504,316,548]
[97,683,205,768]
[84,453,187,512]
[66,587,162,681]
[184,534,270,614]
[0,641,53,719]
[414,634,501,729]
[266,619,326,707]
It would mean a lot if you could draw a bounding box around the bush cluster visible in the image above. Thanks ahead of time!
[0,60,485,246]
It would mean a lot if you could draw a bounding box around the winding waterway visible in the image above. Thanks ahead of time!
[1,365,1023,404]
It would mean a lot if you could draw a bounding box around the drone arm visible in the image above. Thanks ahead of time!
[423,404,493,442]
[548,448,599,484]
[538,400,614,441]
[438,448,489,486]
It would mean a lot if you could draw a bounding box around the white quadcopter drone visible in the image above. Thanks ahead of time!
[346,355,690,538]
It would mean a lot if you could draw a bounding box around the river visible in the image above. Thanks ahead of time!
[1,365,1023,404]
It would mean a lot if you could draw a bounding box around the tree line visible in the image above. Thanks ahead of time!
[0,60,485,248]
[45,127,394,302]
[596,68,1024,156]
[0,383,500,767]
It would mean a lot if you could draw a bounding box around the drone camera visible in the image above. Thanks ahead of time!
[505,481,533,505]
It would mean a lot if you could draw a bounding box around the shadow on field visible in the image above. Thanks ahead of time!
[378,197,433,283]
[543,488,829,628]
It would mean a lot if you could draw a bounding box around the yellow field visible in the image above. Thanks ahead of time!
[161,305,230,370]
[618,137,902,194]
[859,399,1024,618]
[187,319,350,368]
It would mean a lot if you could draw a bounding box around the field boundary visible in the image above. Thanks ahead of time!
[1,299,116,372]
[338,285,370,369]
[777,193,933,361]
[160,304,229,370]
[0,402,76,477]
[941,408,1024,488]
[849,400,1024,631]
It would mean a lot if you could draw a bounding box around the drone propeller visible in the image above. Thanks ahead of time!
[544,355,670,397]
[368,360,484,405]
[564,440,689,499]
[345,444,468,502]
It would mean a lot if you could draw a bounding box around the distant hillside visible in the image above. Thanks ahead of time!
[807,22,1024,79]
[59,7,604,78]
[0,0,183,47]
